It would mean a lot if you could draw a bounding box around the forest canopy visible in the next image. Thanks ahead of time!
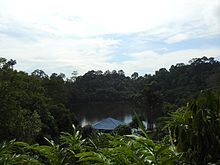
[1,56,220,144]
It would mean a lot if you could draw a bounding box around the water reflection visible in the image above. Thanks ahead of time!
[72,102,150,127]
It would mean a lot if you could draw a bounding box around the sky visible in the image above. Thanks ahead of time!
[0,0,220,76]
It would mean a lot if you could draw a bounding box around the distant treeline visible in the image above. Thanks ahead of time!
[0,56,220,143]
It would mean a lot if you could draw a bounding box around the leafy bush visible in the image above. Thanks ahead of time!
[76,114,180,164]
[0,122,180,164]
[113,124,132,135]
[162,91,220,164]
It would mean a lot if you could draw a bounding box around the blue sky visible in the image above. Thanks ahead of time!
[0,0,220,76]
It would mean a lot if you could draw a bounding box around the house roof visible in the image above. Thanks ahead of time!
[92,117,124,130]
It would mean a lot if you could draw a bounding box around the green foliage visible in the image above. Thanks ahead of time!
[75,114,179,164]
[162,91,220,164]
[49,104,77,133]
[0,71,44,142]
[113,124,132,135]
[0,57,78,143]
[0,140,41,165]
[2,56,220,143]
[60,125,85,154]
[81,125,96,139]
[1,56,220,164]
[0,121,180,164]
[10,126,85,165]
[14,139,69,165]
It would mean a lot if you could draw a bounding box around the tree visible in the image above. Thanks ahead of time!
[162,91,220,164]
[8,109,42,143]
[0,58,16,70]
[104,70,111,75]
[49,104,78,133]
[142,86,162,130]
[4,59,16,69]
[32,69,48,78]
[70,70,78,82]
[0,79,43,143]
[131,72,138,80]
[118,70,125,76]
[96,70,103,75]
[111,70,117,75]
[58,73,66,80]
[0,57,7,69]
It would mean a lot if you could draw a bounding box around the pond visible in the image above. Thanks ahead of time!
[72,102,154,128]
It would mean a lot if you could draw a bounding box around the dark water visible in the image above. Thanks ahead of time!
[72,102,151,127]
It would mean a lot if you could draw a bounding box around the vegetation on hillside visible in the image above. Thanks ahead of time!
[0,91,219,164]
[1,56,220,142]
[1,56,220,164]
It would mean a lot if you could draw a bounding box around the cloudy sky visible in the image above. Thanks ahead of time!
[0,0,220,76]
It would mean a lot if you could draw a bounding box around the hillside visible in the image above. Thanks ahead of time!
[1,56,220,143]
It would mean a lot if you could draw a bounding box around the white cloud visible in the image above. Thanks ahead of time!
[1,0,219,37]
[165,33,191,44]
[119,48,220,75]
[0,36,120,75]
[1,32,220,76]
[0,0,220,76]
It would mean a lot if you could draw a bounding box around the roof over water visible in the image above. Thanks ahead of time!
[92,117,124,130]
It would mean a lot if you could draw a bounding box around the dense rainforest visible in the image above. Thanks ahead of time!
[0,56,220,164]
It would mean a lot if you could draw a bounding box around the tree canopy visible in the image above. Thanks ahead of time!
[1,56,220,143]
